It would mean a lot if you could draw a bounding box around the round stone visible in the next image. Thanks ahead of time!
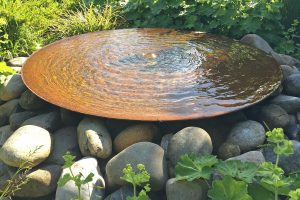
[166,178,208,200]
[21,111,62,132]
[0,99,20,127]
[260,104,290,129]
[9,111,37,131]
[227,151,265,165]
[113,123,159,153]
[217,142,241,160]
[0,125,13,147]
[271,95,300,113]
[0,74,26,101]
[19,90,48,110]
[106,142,168,191]
[46,126,81,165]
[283,74,300,97]
[77,117,112,159]
[15,164,61,198]
[168,127,213,166]
[0,125,52,167]
[226,120,265,152]
[240,34,274,54]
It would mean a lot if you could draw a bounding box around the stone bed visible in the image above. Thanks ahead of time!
[0,34,300,200]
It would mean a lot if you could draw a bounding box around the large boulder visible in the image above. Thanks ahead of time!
[15,164,61,198]
[270,95,300,113]
[113,123,159,153]
[240,34,273,54]
[21,111,61,132]
[168,127,213,166]
[77,117,112,159]
[283,74,300,97]
[106,142,168,191]
[46,127,81,165]
[166,178,208,200]
[55,157,105,200]
[0,99,20,126]
[0,74,26,101]
[0,125,52,167]
[226,120,265,152]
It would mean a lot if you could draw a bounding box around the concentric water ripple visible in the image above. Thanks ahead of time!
[21,28,282,120]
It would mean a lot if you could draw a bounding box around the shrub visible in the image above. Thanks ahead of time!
[175,128,300,200]
[46,2,120,43]
[0,0,69,59]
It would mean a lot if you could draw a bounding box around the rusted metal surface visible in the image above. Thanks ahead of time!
[22,28,282,121]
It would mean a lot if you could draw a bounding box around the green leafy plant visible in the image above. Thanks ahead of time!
[256,128,294,200]
[0,62,15,86]
[120,164,151,200]
[175,128,300,200]
[121,0,284,44]
[175,154,218,181]
[57,152,94,200]
[208,175,252,200]
[275,19,300,59]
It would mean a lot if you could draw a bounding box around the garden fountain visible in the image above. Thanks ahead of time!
[21,28,282,121]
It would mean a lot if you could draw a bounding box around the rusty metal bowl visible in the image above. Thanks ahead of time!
[22,28,282,121]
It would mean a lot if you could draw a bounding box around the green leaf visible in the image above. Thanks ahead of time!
[248,183,274,200]
[57,173,72,187]
[0,62,16,86]
[208,176,252,200]
[62,151,75,169]
[82,173,94,184]
[274,140,294,156]
[288,171,300,190]
[289,189,300,200]
[216,160,258,183]
[175,154,218,181]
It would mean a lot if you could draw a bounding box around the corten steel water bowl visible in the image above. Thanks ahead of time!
[22,28,282,121]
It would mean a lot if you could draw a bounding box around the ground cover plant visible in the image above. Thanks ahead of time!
[175,128,300,200]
